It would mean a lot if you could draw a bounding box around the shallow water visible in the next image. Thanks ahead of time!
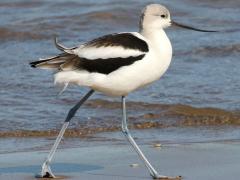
[0,0,240,139]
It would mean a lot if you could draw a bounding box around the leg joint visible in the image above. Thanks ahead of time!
[121,127,129,135]
[65,108,76,122]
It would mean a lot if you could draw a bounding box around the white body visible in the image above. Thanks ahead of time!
[52,4,174,96]
[54,30,172,96]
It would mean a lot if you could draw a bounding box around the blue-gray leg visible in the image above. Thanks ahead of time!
[121,96,174,179]
[39,89,94,178]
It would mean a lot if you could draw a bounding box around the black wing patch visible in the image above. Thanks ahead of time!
[30,33,148,74]
[78,54,145,74]
[85,33,149,52]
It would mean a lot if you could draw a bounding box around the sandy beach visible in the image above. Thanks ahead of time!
[1,129,240,180]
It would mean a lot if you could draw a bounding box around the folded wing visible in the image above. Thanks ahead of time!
[30,33,149,74]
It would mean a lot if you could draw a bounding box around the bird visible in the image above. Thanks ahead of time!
[30,4,216,179]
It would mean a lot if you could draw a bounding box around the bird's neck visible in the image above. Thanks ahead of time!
[140,28,167,42]
[140,27,172,68]
[140,28,172,55]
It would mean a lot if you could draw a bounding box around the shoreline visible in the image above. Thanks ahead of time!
[1,127,240,154]
[1,99,240,136]
[0,126,240,154]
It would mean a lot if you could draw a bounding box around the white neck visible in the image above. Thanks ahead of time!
[140,28,172,55]
[140,28,165,41]
[140,27,173,77]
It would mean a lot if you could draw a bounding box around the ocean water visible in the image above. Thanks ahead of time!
[0,0,240,140]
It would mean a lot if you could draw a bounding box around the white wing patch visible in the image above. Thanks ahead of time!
[73,46,144,60]
[71,32,148,60]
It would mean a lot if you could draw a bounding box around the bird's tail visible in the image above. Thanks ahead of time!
[29,37,81,95]
[29,37,76,70]
[29,53,76,69]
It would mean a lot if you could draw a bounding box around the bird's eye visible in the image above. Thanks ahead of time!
[161,14,166,18]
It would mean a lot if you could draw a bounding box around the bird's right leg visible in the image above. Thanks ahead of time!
[121,96,181,180]
[38,89,94,178]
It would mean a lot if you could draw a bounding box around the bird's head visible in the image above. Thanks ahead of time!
[140,4,218,32]
[140,4,171,31]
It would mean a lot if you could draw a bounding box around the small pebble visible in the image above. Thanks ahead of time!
[130,163,139,168]
[153,143,162,148]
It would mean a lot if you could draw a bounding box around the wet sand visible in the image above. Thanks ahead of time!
[1,130,240,180]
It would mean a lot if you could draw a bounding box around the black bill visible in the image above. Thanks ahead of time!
[172,21,218,32]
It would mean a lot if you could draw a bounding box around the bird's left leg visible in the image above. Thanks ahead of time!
[38,89,94,178]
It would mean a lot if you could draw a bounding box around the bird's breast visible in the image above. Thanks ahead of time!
[145,31,172,80]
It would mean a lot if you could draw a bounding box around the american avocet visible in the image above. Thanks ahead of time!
[30,4,216,179]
